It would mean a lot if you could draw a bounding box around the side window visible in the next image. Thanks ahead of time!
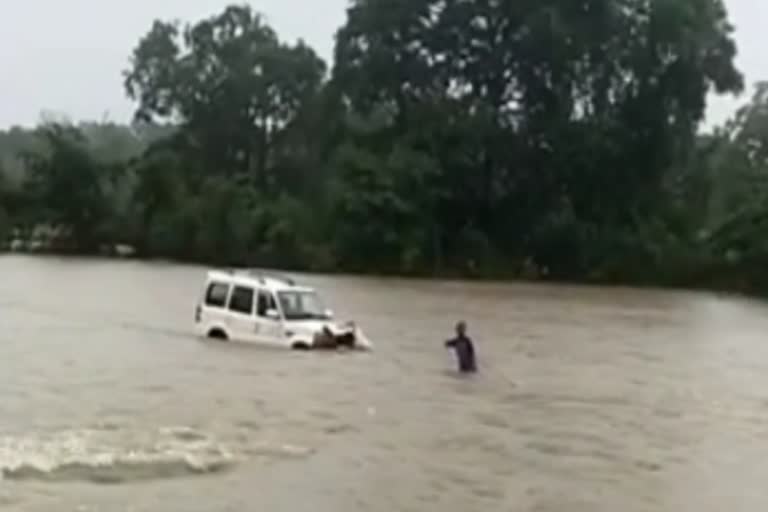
[205,282,230,308]
[229,286,255,315]
[257,290,277,317]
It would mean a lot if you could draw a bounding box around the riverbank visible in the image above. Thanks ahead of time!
[3,245,763,300]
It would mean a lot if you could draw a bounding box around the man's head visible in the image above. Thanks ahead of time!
[456,321,467,336]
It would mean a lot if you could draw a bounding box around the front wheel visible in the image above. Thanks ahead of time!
[291,341,312,351]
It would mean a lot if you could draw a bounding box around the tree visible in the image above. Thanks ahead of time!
[124,4,327,186]
[329,140,444,272]
[20,125,112,251]
[704,83,768,262]
[333,0,744,276]
[2,1,757,291]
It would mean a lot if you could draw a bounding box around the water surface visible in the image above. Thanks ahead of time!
[2,255,768,511]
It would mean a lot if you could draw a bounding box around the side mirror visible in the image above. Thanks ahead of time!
[265,308,280,320]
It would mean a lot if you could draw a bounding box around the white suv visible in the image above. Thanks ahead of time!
[194,269,372,351]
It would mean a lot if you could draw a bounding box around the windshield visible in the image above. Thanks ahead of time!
[277,290,329,321]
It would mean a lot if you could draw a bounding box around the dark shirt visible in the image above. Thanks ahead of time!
[445,335,477,373]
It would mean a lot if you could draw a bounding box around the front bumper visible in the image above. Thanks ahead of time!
[310,324,372,351]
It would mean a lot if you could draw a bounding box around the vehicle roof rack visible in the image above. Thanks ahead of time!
[251,270,296,286]
[211,268,296,286]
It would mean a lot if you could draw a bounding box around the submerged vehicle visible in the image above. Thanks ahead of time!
[194,269,372,351]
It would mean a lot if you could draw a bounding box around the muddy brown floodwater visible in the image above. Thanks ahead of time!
[2,255,768,511]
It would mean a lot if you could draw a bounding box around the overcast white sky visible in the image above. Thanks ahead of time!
[0,0,764,129]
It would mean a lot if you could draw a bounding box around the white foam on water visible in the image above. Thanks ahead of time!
[0,426,237,484]
[0,424,317,485]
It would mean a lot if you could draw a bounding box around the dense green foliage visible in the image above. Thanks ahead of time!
[2,1,768,292]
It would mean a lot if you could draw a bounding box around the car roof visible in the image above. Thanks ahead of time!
[206,269,314,293]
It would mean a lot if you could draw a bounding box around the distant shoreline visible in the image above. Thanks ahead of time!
[1,247,760,301]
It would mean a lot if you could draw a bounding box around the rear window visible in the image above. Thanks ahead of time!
[229,286,255,315]
[205,282,230,308]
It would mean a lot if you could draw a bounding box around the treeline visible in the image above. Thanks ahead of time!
[2,1,768,292]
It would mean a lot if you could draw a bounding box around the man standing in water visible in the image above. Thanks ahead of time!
[445,321,477,373]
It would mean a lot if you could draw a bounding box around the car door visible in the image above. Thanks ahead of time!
[255,289,284,346]
[198,280,231,336]
[226,285,258,343]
